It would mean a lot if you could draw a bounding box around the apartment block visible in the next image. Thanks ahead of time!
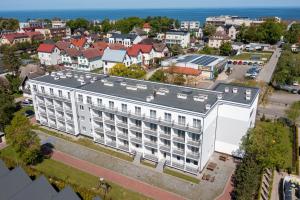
[29,70,259,175]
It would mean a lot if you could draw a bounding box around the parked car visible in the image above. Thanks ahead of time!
[21,98,33,106]
[245,67,260,78]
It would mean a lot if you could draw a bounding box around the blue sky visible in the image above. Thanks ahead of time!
[0,0,300,10]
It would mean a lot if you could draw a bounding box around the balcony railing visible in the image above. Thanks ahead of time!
[40,121,48,126]
[66,118,74,124]
[172,162,185,170]
[144,129,158,137]
[94,137,105,144]
[57,126,66,131]
[173,136,185,144]
[172,148,185,156]
[39,111,47,117]
[105,129,116,137]
[130,136,142,144]
[35,91,71,103]
[57,116,65,122]
[144,141,158,149]
[65,108,73,114]
[93,116,103,122]
[118,145,129,152]
[94,127,104,133]
[159,132,171,140]
[48,113,56,119]
[66,128,75,134]
[160,144,171,152]
[104,119,115,125]
[55,105,64,111]
[144,153,158,162]
[116,122,128,128]
[185,166,199,174]
[130,125,142,132]
[187,139,201,147]
[186,152,200,160]
[106,140,117,147]
[38,101,45,107]
[117,133,128,140]
[46,104,54,109]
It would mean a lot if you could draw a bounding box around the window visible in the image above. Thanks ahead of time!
[150,123,157,131]
[58,90,62,97]
[67,92,71,99]
[178,116,186,125]
[78,94,83,102]
[122,128,128,134]
[79,105,84,110]
[33,85,37,92]
[178,130,185,138]
[135,120,141,127]
[150,110,156,118]
[82,126,86,131]
[109,113,114,120]
[164,113,171,122]
[50,88,54,95]
[177,156,180,160]
[97,98,102,106]
[151,149,155,155]
[164,127,171,134]
[109,101,114,109]
[135,106,141,116]
[87,96,92,104]
[193,119,201,128]
[41,86,45,93]
[121,104,127,112]
[122,117,127,123]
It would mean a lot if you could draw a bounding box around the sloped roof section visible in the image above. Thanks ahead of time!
[102,49,127,62]
[37,43,56,53]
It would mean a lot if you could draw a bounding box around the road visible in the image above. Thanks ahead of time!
[257,48,281,83]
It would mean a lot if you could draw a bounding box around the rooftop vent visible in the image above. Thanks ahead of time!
[246,89,251,95]
[54,76,60,80]
[159,88,169,93]
[120,82,127,86]
[45,72,49,75]
[246,94,251,101]
[92,76,97,81]
[181,89,192,95]
[101,79,107,83]
[85,74,91,79]
[90,79,95,83]
[224,87,229,93]
[74,74,78,78]
[104,81,114,87]
[205,104,211,110]
[60,74,66,79]
[146,95,154,102]
[126,85,137,91]
[177,93,187,99]
[217,94,223,100]
[233,88,238,94]
[66,72,72,78]
[193,96,205,102]
[51,72,56,77]
[137,84,147,90]
[80,81,86,85]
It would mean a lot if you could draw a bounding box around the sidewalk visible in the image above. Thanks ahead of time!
[51,150,184,200]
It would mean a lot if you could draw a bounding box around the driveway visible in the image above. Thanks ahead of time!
[36,129,235,200]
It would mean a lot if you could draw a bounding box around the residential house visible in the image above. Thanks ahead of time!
[70,37,90,49]
[50,27,71,39]
[77,48,103,71]
[51,19,67,28]
[153,43,170,58]
[25,31,45,42]
[0,33,30,45]
[61,48,82,69]
[180,21,200,31]
[37,43,61,66]
[35,28,52,39]
[108,33,142,47]
[216,25,238,40]
[291,44,300,53]
[165,30,190,48]
[55,41,71,51]
[142,23,152,33]
[102,49,131,74]
[208,31,231,48]
[127,46,143,65]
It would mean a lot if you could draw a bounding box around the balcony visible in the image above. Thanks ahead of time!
[185,166,199,175]
[65,107,73,114]
[105,129,116,137]
[172,162,185,170]
[130,125,142,132]
[172,148,185,156]
[118,145,129,152]
[144,129,158,137]
[144,153,158,162]
[160,144,171,152]
[39,111,47,117]
[93,116,103,122]
[57,115,65,122]
[106,140,117,147]
[159,132,171,140]
[40,121,48,126]
[104,119,115,125]
[66,128,75,134]
[55,105,64,111]
[49,123,57,128]
[35,91,71,103]
[48,113,56,119]
[173,136,185,144]
[117,133,128,140]
[38,101,45,107]
[94,137,104,144]
[116,122,128,129]
[57,126,66,131]
[186,152,200,160]
[187,139,201,147]
[66,118,73,124]
[94,127,104,133]
[130,136,142,144]
[46,103,54,109]
[144,141,158,149]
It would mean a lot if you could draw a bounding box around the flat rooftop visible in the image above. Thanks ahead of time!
[32,70,259,115]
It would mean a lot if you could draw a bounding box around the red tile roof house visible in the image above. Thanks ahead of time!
[77,48,103,71]
[164,66,201,76]
[131,44,155,66]
[127,46,143,65]
[70,38,90,49]
[37,43,61,66]
[61,48,82,69]
[142,23,152,33]
[0,33,31,45]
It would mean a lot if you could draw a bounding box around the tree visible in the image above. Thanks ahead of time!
[169,44,183,56]
[109,63,129,77]
[5,113,42,165]
[0,18,19,31]
[2,46,21,75]
[5,74,21,95]
[173,74,186,85]
[201,45,213,55]
[285,23,300,44]
[101,18,113,33]
[149,70,167,83]
[203,24,216,37]
[66,18,90,32]
[286,101,300,123]
[0,90,16,131]
[219,42,233,56]
[109,63,146,79]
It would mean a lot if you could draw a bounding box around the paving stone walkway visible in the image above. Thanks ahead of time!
[36,130,234,200]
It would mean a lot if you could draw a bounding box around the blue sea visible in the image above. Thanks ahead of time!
[0,8,300,22]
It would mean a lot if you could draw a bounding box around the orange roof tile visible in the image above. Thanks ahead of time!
[164,67,201,76]
[71,38,87,48]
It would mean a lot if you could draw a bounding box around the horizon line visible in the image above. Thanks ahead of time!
[1,6,300,12]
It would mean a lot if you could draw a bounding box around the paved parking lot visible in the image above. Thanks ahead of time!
[227,64,253,82]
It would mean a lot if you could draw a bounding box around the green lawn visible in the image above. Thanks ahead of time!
[231,52,273,61]
[140,160,156,168]
[90,68,103,74]
[0,146,151,200]
[34,127,134,162]
[163,168,200,184]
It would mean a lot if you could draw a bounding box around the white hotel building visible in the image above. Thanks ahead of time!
[28,70,259,175]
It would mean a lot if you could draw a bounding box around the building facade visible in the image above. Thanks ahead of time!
[165,30,190,48]
[29,70,259,175]
[180,21,200,31]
